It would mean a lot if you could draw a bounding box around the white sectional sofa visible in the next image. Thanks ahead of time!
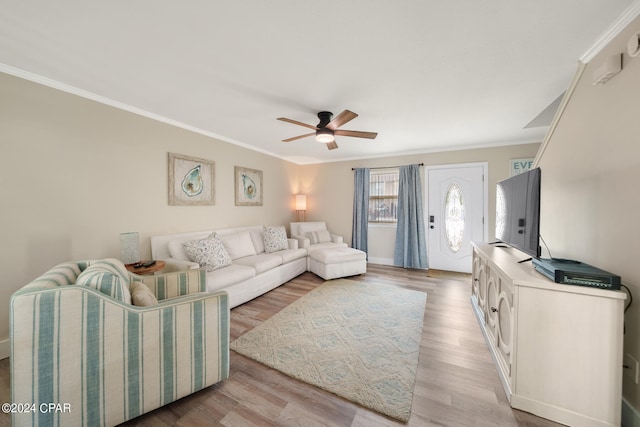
[290,221,348,253]
[290,222,367,280]
[151,225,307,308]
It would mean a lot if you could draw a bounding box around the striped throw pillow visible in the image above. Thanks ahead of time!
[76,258,132,304]
[306,230,331,244]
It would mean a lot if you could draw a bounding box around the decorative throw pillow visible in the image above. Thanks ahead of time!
[76,258,132,304]
[298,223,325,235]
[183,233,232,272]
[263,225,289,253]
[168,239,191,261]
[306,229,331,244]
[130,281,158,306]
[220,231,258,260]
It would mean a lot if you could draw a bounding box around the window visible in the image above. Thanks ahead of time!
[368,169,399,223]
[444,182,465,252]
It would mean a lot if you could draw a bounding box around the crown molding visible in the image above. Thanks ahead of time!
[0,63,297,164]
[580,0,640,63]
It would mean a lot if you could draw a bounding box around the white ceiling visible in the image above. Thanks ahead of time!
[0,1,637,164]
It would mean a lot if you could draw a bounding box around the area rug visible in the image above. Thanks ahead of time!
[230,279,427,422]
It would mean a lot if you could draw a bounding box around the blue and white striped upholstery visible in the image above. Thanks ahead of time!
[138,268,208,301]
[76,258,133,304]
[11,260,230,427]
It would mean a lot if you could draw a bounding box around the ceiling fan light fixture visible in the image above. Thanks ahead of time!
[315,128,334,143]
[279,109,375,149]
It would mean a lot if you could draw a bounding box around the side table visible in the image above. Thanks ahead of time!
[126,260,166,276]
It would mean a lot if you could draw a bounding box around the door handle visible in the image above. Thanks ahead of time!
[429,215,435,229]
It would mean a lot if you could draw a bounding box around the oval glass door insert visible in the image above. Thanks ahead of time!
[445,182,465,252]
[496,184,506,239]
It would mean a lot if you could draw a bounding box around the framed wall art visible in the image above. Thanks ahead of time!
[234,166,263,206]
[168,153,215,206]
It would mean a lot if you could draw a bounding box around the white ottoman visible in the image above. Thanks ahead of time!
[308,247,367,280]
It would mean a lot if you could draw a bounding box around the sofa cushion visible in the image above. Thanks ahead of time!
[263,225,289,253]
[309,247,367,264]
[250,229,265,254]
[233,254,283,274]
[307,241,349,253]
[183,233,232,271]
[306,229,331,244]
[130,281,158,306]
[205,264,256,292]
[276,248,308,264]
[168,239,190,261]
[76,258,132,304]
[220,231,257,260]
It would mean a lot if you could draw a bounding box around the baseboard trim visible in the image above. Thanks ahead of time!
[367,257,394,266]
[0,338,9,360]
[623,396,640,427]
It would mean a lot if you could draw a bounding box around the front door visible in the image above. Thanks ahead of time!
[427,163,487,273]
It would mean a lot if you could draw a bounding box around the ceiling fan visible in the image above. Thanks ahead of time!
[277,110,377,150]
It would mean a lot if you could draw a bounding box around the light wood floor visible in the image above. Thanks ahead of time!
[0,265,562,426]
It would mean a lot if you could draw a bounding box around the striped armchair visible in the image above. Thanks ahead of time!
[10,259,229,427]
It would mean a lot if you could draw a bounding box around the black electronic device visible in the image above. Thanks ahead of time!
[532,257,621,290]
[495,167,541,258]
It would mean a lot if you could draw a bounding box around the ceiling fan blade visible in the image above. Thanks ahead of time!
[282,132,315,142]
[326,141,339,150]
[277,117,318,130]
[334,129,378,139]
[326,110,358,130]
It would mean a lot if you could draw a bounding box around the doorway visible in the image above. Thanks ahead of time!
[426,163,487,273]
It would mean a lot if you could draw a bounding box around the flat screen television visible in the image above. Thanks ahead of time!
[495,167,541,258]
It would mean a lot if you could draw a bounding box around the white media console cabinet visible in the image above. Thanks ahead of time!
[471,242,626,427]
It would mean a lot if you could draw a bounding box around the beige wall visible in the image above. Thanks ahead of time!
[0,69,541,352]
[536,16,640,414]
[0,73,299,345]
[298,144,541,263]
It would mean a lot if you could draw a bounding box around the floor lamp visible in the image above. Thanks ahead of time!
[295,194,307,222]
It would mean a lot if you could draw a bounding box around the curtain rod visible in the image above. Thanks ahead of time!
[351,163,424,171]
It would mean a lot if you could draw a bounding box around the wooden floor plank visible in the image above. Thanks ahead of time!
[0,265,563,426]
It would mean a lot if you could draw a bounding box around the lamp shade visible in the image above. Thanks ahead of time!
[120,232,140,264]
[295,194,307,211]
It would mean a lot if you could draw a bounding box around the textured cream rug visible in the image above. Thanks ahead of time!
[230,279,427,422]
